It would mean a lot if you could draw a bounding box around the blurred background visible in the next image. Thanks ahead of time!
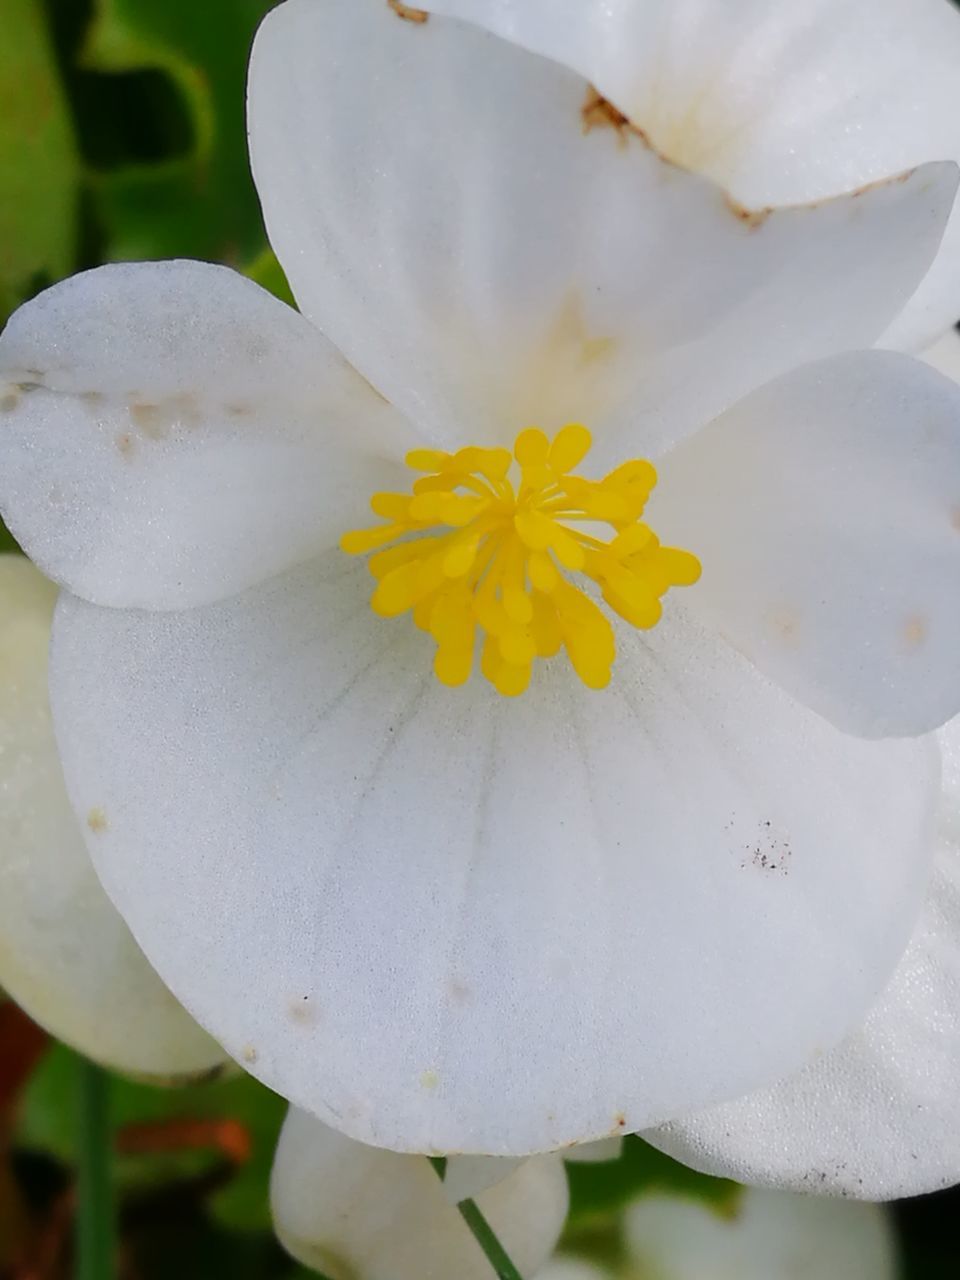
[1,1,959,1276]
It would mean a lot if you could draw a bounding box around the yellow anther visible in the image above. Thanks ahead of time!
[340,425,701,695]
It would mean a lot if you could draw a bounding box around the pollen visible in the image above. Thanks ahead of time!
[340,426,701,696]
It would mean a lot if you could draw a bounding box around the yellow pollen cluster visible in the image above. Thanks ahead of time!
[340,425,701,696]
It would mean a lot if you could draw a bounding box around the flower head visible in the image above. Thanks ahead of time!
[2,0,960,1161]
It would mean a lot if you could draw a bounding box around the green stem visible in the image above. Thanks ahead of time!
[429,1157,525,1280]
[76,1056,116,1280]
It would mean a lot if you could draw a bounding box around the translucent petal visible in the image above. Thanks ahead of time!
[0,556,224,1078]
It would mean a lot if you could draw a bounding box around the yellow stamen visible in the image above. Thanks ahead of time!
[340,426,701,696]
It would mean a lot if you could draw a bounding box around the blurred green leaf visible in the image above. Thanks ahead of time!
[18,1045,287,1232]
[0,0,79,318]
[79,0,276,264]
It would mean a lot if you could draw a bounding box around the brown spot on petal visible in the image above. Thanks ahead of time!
[581,86,632,141]
[950,505,960,533]
[0,393,19,412]
[116,433,135,459]
[449,979,472,1004]
[289,996,317,1026]
[241,1045,258,1064]
[768,605,802,646]
[900,614,928,653]
[87,808,108,833]
[723,194,774,230]
[130,402,167,439]
[81,390,105,405]
[388,0,429,21]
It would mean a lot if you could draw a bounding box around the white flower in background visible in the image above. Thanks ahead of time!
[271,1108,567,1280]
[539,1187,896,1280]
[623,1187,896,1280]
[640,328,960,1200]
[2,0,960,1162]
[0,555,225,1081]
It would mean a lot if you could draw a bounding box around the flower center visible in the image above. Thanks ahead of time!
[340,425,700,696]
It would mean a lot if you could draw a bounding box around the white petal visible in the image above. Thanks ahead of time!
[0,261,413,610]
[642,714,960,1200]
[563,1138,623,1165]
[923,327,960,383]
[442,1156,525,1203]
[249,0,955,462]
[270,1108,567,1280]
[426,0,960,351]
[50,556,936,1153]
[649,350,960,738]
[624,1189,896,1280]
[0,556,224,1079]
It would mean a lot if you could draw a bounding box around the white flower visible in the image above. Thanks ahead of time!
[0,555,225,1080]
[2,0,960,1160]
[622,1187,896,1280]
[641,329,960,1199]
[539,1188,896,1280]
[271,1108,567,1280]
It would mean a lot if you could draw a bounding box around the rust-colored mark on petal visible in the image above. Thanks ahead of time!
[116,433,135,460]
[389,0,429,21]
[614,1113,626,1129]
[87,808,108,834]
[582,86,632,139]
[0,393,19,412]
[900,614,928,653]
[723,193,773,231]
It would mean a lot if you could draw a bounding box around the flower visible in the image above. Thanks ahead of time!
[271,1109,567,1280]
[2,0,960,1159]
[540,1185,896,1280]
[0,553,225,1081]
[640,330,960,1200]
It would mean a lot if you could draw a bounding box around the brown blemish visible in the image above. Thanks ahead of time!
[449,979,472,1004]
[87,808,108,834]
[16,381,42,394]
[581,86,633,142]
[950,505,960,533]
[768,605,802,646]
[900,614,928,653]
[80,390,105,405]
[614,1113,626,1129]
[130,402,167,439]
[225,402,249,417]
[289,996,317,1025]
[241,1045,258,1064]
[388,0,429,21]
[723,193,773,230]
[0,393,19,412]
[116,433,135,459]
